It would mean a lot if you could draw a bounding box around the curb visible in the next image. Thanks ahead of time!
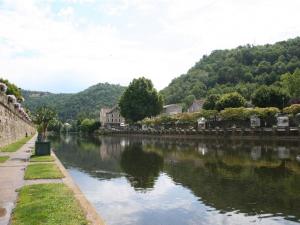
[51,151,106,225]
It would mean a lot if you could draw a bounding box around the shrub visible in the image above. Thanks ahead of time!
[216,92,246,111]
[283,104,300,115]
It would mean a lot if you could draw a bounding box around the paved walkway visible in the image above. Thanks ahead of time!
[0,136,36,225]
[0,136,105,225]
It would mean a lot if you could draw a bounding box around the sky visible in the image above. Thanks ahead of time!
[0,0,300,93]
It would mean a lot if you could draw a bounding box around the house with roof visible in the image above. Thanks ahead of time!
[100,106,125,128]
[162,104,182,115]
[187,99,205,113]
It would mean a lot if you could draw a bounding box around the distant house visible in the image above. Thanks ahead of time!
[187,99,205,113]
[100,107,111,127]
[100,106,125,128]
[163,104,182,115]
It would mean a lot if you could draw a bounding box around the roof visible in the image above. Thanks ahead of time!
[163,104,182,108]
[107,105,119,114]
[192,99,205,105]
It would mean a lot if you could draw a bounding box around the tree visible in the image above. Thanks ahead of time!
[33,106,57,140]
[252,86,290,109]
[215,92,246,111]
[281,69,300,98]
[203,94,220,110]
[119,77,163,122]
[80,118,100,133]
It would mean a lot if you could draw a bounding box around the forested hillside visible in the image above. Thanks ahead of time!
[161,37,300,104]
[22,83,126,121]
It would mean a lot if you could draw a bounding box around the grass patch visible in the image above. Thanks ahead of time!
[0,136,33,152]
[0,156,9,163]
[25,163,64,180]
[11,183,88,225]
[30,155,54,162]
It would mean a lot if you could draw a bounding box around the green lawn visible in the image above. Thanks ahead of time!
[30,155,54,162]
[24,163,64,180]
[0,136,33,152]
[11,183,88,225]
[0,156,9,163]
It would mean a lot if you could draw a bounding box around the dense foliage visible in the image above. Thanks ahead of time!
[119,77,163,122]
[22,83,126,121]
[0,78,23,100]
[252,86,290,109]
[215,92,246,110]
[161,37,300,105]
[142,107,286,128]
[80,119,100,133]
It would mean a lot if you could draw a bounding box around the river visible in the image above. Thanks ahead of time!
[50,135,300,225]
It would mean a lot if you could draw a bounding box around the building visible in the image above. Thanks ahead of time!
[100,106,125,128]
[100,107,111,127]
[163,104,182,115]
[187,99,205,113]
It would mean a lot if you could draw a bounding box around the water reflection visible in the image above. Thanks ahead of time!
[121,143,163,190]
[51,135,300,225]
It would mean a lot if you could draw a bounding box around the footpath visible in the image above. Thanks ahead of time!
[0,136,35,225]
[0,136,105,225]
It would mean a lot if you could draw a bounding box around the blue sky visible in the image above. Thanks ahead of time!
[1,0,300,93]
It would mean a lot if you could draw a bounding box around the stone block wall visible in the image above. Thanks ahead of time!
[0,93,36,148]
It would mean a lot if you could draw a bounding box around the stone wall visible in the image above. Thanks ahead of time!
[0,93,35,148]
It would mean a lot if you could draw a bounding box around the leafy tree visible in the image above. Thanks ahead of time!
[215,92,246,111]
[281,69,300,98]
[119,77,163,122]
[203,94,220,110]
[80,119,100,133]
[33,106,57,140]
[252,86,290,109]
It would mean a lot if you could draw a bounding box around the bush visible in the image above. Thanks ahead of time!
[216,92,246,111]
[220,107,251,121]
[283,104,300,115]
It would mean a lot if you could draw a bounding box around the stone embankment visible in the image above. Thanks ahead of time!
[100,127,300,139]
[0,93,35,148]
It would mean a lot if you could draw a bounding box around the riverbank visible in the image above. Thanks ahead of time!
[97,127,300,140]
[0,135,105,225]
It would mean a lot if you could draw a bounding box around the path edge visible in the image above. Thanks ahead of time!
[51,151,106,225]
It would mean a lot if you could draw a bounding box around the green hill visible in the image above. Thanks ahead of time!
[22,83,126,121]
[160,37,300,104]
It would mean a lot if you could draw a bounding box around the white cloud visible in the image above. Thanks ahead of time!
[58,6,74,18]
[0,0,300,92]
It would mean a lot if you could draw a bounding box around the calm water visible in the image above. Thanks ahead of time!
[50,135,300,225]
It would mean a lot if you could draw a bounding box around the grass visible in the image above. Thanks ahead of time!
[0,136,33,152]
[0,156,9,163]
[24,163,64,180]
[30,155,54,162]
[11,183,88,225]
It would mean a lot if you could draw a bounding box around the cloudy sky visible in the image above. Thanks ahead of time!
[1,0,300,93]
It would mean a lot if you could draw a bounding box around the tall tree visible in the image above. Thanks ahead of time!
[281,69,300,98]
[252,86,290,109]
[119,77,163,122]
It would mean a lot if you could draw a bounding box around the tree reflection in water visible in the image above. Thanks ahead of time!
[120,143,163,190]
